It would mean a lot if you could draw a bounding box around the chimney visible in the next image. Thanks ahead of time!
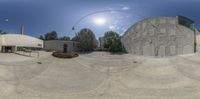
[20,24,24,35]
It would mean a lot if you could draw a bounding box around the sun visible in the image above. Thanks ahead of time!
[93,17,106,26]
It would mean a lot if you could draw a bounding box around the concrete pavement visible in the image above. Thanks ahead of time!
[0,52,200,99]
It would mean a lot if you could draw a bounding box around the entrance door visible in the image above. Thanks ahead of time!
[4,46,13,53]
[158,45,165,57]
[63,44,68,53]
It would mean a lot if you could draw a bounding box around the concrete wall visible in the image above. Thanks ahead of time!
[44,40,79,52]
[196,30,200,52]
[0,35,2,52]
[122,16,195,57]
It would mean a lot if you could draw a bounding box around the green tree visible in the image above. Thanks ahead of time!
[39,35,44,40]
[71,36,78,41]
[45,31,58,40]
[71,33,79,41]
[73,28,97,51]
[59,36,70,41]
[0,30,7,35]
[103,31,122,52]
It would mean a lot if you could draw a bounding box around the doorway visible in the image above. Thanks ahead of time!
[2,46,15,53]
[63,44,68,53]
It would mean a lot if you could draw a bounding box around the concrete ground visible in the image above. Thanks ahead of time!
[0,51,200,99]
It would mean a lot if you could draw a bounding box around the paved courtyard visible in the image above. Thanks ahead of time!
[0,51,200,99]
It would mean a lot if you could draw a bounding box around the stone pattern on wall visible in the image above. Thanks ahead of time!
[122,16,195,57]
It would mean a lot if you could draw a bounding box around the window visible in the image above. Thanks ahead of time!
[178,16,194,30]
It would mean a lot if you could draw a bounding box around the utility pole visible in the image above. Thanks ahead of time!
[20,24,24,35]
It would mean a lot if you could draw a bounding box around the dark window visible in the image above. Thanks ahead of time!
[178,16,195,30]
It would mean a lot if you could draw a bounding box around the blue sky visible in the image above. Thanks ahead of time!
[0,0,199,38]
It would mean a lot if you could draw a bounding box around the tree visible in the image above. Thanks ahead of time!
[0,30,7,35]
[59,36,70,41]
[103,31,122,52]
[73,28,97,51]
[44,31,58,40]
[39,35,44,40]
[71,36,78,41]
[71,33,79,41]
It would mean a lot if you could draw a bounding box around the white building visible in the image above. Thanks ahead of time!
[0,34,43,53]
[44,40,79,52]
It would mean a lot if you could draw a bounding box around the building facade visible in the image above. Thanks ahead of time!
[44,40,79,52]
[99,37,105,49]
[122,16,197,57]
[196,30,200,52]
[0,34,43,53]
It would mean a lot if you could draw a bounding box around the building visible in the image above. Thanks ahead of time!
[196,30,200,52]
[0,34,43,53]
[122,16,198,57]
[99,37,105,49]
[44,40,79,52]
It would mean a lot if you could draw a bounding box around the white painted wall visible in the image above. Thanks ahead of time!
[44,40,79,52]
[0,34,43,48]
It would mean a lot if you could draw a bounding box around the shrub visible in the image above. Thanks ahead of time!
[52,52,79,58]
[46,49,54,52]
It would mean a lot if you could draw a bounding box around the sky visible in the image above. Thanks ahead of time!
[0,0,199,38]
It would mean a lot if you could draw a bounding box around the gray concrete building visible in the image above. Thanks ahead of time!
[122,16,197,57]
[196,30,200,52]
[44,40,79,52]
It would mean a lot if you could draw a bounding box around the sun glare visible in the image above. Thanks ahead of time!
[93,17,106,26]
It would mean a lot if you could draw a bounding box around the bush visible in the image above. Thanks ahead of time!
[52,52,79,58]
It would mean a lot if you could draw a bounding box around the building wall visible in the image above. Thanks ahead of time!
[196,30,200,52]
[0,34,43,52]
[44,40,79,52]
[122,16,195,57]
[0,34,43,48]
[99,37,105,49]
[0,35,2,52]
